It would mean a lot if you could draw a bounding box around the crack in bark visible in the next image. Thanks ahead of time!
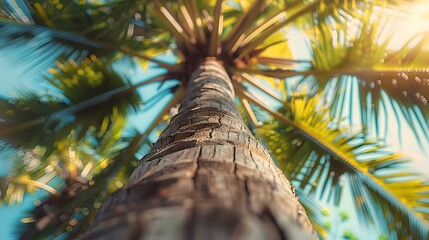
[233,146,237,174]
[212,145,216,158]
[194,146,203,190]
[243,178,251,211]
[209,128,214,139]
[249,151,259,170]
[180,122,222,131]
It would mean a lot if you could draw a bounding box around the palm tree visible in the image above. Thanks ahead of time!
[1,0,429,239]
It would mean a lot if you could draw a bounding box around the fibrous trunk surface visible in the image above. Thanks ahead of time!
[80,60,316,240]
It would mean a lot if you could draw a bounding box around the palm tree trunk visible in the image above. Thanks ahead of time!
[79,59,316,240]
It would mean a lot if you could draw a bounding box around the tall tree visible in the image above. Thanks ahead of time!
[0,0,429,239]
[81,59,316,239]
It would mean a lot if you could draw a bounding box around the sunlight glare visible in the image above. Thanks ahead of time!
[388,2,429,49]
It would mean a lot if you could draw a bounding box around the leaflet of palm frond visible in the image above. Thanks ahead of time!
[63,160,137,239]
[49,71,173,119]
[356,71,429,141]
[0,58,174,152]
[239,73,289,108]
[294,188,328,239]
[6,1,173,69]
[0,0,33,23]
[239,98,261,128]
[257,96,429,239]
[387,32,429,65]
[315,0,370,25]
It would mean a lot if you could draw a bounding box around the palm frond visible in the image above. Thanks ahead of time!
[16,120,150,239]
[0,20,176,74]
[0,0,180,78]
[239,11,429,140]
[310,17,429,139]
[257,95,429,239]
[0,57,149,150]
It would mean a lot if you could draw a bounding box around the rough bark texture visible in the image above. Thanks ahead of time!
[80,60,316,239]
